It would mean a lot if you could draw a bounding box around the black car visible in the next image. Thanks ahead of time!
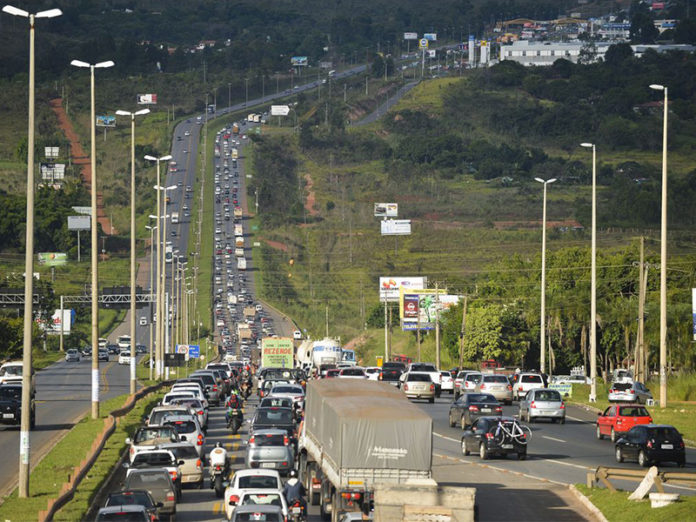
[461,416,528,460]
[0,383,35,428]
[106,343,120,355]
[379,362,406,386]
[615,424,686,467]
[81,346,92,358]
[250,407,296,440]
[98,348,109,362]
[135,344,147,355]
[104,489,163,520]
[449,393,502,429]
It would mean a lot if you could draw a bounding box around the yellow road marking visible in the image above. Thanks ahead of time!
[101,360,115,394]
[225,433,242,440]
[212,502,221,514]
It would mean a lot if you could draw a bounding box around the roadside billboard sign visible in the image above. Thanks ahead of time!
[137,93,157,104]
[40,163,65,181]
[176,344,190,361]
[290,56,308,66]
[381,219,411,235]
[72,206,91,215]
[271,105,290,116]
[38,252,67,266]
[49,308,75,334]
[419,38,429,50]
[424,33,438,41]
[404,32,418,40]
[399,289,456,330]
[96,115,116,127]
[261,337,294,368]
[374,202,398,217]
[379,276,427,302]
[44,147,59,158]
[68,215,91,231]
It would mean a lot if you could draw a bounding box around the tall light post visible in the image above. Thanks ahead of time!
[245,77,249,107]
[650,83,669,408]
[535,177,556,374]
[3,2,62,499]
[581,143,598,401]
[228,82,231,108]
[70,58,114,420]
[156,184,176,377]
[116,108,149,394]
[145,154,171,378]
[145,223,157,380]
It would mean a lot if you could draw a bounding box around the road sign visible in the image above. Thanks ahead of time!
[176,344,189,361]
[188,344,200,358]
[271,105,290,116]
[68,215,91,231]
[419,38,429,49]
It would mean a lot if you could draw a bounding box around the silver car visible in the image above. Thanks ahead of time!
[245,428,295,475]
[475,374,513,405]
[519,388,565,423]
[608,381,653,404]
[401,372,436,403]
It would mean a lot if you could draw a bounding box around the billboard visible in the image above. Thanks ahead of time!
[50,308,75,334]
[428,49,437,58]
[271,105,290,116]
[261,337,294,368]
[419,38,429,50]
[381,219,411,235]
[380,276,427,302]
[399,289,459,330]
[290,56,308,66]
[38,252,67,266]
[44,147,59,158]
[137,93,157,105]
[40,163,65,181]
[72,206,91,215]
[424,33,438,41]
[68,215,91,231]
[374,203,398,217]
[404,32,418,40]
[96,115,116,127]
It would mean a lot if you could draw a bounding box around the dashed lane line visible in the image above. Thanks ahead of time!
[542,435,567,443]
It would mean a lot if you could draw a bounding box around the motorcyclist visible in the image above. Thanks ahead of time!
[209,442,229,479]
[283,469,307,513]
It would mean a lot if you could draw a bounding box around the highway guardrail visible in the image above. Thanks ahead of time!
[588,466,696,493]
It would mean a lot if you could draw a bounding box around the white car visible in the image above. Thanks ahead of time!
[224,469,282,521]
[162,391,197,406]
[268,384,305,409]
[118,351,131,365]
[139,317,147,326]
[231,489,288,520]
[440,371,454,393]
[161,414,205,457]
[364,367,381,381]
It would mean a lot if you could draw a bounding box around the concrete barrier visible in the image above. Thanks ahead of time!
[374,482,476,522]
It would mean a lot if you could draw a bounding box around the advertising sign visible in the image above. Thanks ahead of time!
[290,56,308,66]
[40,163,66,181]
[38,252,67,266]
[261,337,294,368]
[96,115,116,127]
[419,38,429,50]
[271,105,290,116]
[374,203,398,217]
[50,308,75,334]
[404,32,418,40]
[399,288,452,330]
[549,383,573,398]
[424,33,438,41]
[68,215,91,231]
[176,344,190,361]
[379,276,427,302]
[137,93,158,105]
[44,147,59,158]
[381,219,411,236]
[428,49,437,58]
[72,206,91,215]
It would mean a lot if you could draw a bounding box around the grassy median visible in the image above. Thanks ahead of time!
[576,484,696,521]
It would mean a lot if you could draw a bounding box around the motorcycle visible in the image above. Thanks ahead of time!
[288,498,307,522]
[240,380,252,399]
[226,407,243,434]
[211,464,226,498]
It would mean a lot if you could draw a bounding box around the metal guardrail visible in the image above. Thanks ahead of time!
[588,466,696,493]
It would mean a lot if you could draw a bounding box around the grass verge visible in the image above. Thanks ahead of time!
[575,484,696,521]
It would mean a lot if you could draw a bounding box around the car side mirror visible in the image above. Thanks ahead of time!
[156,502,164,508]
[125,437,132,445]
[597,412,601,416]
[122,462,130,469]
[178,460,185,466]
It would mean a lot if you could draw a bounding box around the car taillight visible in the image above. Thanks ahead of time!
[249,436,255,444]
[530,401,536,409]
[169,470,177,480]
[284,435,289,445]
[229,494,239,504]
[610,389,615,393]
[197,434,203,446]
[215,465,222,471]
[429,383,435,391]
[480,383,486,390]
[507,385,512,391]
[198,410,204,415]
[679,440,685,449]
[213,385,218,391]
[495,406,502,412]
[378,372,383,380]
[341,492,362,500]
[629,390,635,394]
[404,384,409,391]
[469,405,479,412]
[485,433,494,439]
[196,459,201,469]
[647,440,653,449]
[166,492,175,501]
[560,402,565,409]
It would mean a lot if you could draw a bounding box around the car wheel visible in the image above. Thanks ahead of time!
[610,428,616,443]
[449,414,456,428]
[615,447,624,463]
[462,439,470,456]
[560,417,565,425]
[479,443,489,460]
[518,452,527,461]
[596,425,603,440]
[638,450,649,467]
[678,459,686,468]
[428,397,435,403]
[461,416,467,429]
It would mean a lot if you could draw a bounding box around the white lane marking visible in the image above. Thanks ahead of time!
[434,432,461,444]
[542,435,567,443]
[546,459,592,471]
[567,415,592,423]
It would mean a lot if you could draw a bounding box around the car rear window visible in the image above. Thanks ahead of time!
[484,375,509,383]
[619,406,650,417]
[272,386,302,394]
[97,512,148,522]
[126,472,170,488]
[134,428,175,443]
[133,452,174,466]
[253,434,286,446]
[192,374,215,385]
[238,476,280,489]
[340,369,364,376]
[468,394,496,403]
[521,375,543,383]
[465,374,482,382]
[255,409,293,424]
[106,491,153,508]
[166,421,196,434]
[260,398,292,408]
[167,445,199,459]
[535,390,561,401]
[411,364,436,372]
[382,363,405,370]
[646,427,680,440]
[235,513,283,522]
[241,493,283,507]
[612,382,633,391]
[407,374,431,382]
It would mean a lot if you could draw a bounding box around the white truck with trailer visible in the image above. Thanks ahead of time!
[237,257,247,271]
[298,379,432,521]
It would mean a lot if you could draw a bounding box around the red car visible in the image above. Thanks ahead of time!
[596,404,652,442]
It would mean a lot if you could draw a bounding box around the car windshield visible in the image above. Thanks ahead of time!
[534,390,561,401]
[253,433,286,446]
[241,493,283,507]
[613,382,633,391]
[238,476,279,489]
[134,428,175,443]
[1,366,22,376]
[0,387,21,401]
[619,406,650,417]
[467,394,496,404]
[484,376,509,383]
[254,409,293,424]
[407,374,431,382]
[106,491,153,508]
[271,387,302,394]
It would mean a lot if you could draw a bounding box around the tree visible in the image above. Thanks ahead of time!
[604,43,634,66]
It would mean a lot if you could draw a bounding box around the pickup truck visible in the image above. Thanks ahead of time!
[125,426,179,462]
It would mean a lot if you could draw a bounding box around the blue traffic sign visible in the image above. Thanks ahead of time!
[188,344,200,358]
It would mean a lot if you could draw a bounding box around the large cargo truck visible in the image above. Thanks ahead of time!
[234,224,244,237]
[311,338,342,370]
[237,257,247,271]
[233,207,243,219]
[299,380,433,521]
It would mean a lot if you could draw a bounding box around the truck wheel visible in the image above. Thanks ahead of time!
[331,490,340,522]
[320,491,331,521]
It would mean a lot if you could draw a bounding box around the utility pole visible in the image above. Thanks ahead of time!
[435,283,441,370]
[637,237,645,381]
[416,303,421,363]
[459,296,467,369]
[325,305,329,338]
[384,299,388,362]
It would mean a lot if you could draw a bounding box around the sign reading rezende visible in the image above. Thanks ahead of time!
[261,337,294,368]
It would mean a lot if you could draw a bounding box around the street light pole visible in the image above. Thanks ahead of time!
[650,84,669,408]
[228,82,231,109]
[535,177,557,375]
[245,77,249,107]
[71,57,114,420]
[116,108,149,394]
[3,3,62,499]
[145,223,156,380]
[581,143,598,401]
